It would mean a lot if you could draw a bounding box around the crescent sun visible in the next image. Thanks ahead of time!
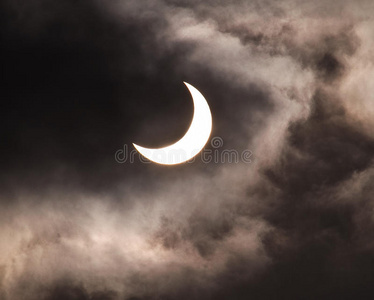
[133,82,212,165]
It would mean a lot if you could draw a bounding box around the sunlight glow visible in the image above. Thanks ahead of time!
[133,82,212,165]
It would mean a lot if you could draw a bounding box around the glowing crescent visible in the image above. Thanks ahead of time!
[133,82,212,165]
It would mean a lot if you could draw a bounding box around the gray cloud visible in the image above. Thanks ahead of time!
[1,0,374,299]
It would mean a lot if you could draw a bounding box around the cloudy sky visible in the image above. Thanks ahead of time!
[2,0,374,299]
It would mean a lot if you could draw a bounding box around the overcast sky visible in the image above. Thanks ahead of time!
[1,0,374,299]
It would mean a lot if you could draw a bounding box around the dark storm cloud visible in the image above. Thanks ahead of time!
[1,0,374,299]
[0,0,194,192]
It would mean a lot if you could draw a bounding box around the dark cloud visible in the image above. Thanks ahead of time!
[1,0,374,299]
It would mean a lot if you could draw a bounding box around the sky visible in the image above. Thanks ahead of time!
[1,0,374,299]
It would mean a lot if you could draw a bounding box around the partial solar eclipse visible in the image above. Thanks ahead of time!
[133,82,212,165]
